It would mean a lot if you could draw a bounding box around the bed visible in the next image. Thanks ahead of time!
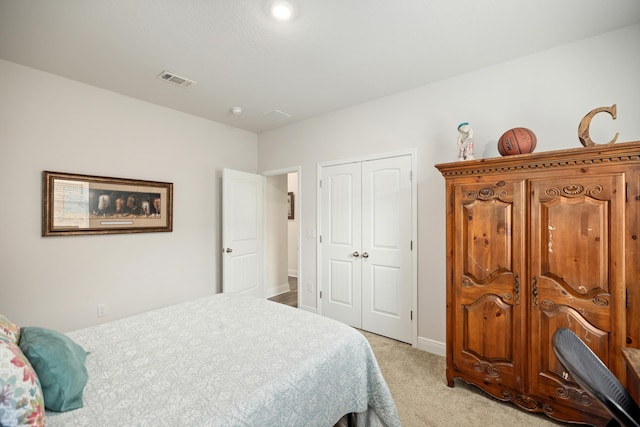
[36,293,400,426]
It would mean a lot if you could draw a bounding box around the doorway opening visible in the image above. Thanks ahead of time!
[263,168,301,309]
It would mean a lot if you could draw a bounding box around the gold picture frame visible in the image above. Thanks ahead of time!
[42,171,173,236]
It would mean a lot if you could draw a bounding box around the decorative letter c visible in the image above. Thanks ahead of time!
[578,104,619,147]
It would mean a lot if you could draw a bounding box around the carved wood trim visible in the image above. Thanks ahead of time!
[513,394,542,411]
[435,140,640,177]
[555,385,593,406]
[544,184,604,198]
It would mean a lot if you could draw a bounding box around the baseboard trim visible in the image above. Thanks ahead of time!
[298,304,317,314]
[265,283,291,299]
[417,336,445,357]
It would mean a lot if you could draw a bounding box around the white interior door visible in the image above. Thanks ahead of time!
[222,168,264,297]
[320,155,413,343]
[361,156,413,343]
[320,162,362,328]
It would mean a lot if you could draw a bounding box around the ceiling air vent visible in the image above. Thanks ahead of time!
[262,109,291,122]
[157,71,196,88]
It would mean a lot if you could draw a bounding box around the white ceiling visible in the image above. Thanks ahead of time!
[1,0,639,134]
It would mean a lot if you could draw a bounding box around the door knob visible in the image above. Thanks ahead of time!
[362,252,369,258]
[225,248,233,253]
[353,251,360,257]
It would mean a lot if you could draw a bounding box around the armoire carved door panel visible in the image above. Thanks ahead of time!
[451,180,526,396]
[529,174,625,419]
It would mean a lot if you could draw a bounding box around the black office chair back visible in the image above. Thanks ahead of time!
[552,327,640,427]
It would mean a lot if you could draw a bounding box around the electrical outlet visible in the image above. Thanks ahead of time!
[97,304,107,317]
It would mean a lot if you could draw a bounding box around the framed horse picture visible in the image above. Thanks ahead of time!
[42,171,173,236]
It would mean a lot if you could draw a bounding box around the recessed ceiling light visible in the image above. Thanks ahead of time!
[270,1,294,21]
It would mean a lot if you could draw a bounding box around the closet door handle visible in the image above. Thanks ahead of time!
[362,252,369,258]
[353,251,360,257]
[225,248,233,253]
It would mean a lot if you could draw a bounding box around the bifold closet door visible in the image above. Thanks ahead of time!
[321,156,412,343]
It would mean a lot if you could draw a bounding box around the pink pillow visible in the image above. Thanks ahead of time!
[0,314,20,345]
[0,337,45,426]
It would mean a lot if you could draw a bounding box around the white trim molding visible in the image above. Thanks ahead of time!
[417,336,445,357]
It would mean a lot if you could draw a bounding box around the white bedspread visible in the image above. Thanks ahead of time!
[46,293,400,426]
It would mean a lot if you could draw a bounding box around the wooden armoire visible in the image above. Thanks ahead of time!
[435,141,640,425]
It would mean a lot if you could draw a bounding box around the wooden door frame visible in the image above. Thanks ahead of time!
[317,149,418,347]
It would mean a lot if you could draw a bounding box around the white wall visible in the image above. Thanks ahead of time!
[0,59,258,332]
[257,24,640,352]
[2,24,638,348]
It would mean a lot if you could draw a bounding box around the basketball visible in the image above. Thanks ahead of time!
[497,127,537,156]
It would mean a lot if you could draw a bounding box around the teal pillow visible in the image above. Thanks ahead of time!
[18,326,88,412]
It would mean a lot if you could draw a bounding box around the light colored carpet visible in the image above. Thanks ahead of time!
[360,330,573,427]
